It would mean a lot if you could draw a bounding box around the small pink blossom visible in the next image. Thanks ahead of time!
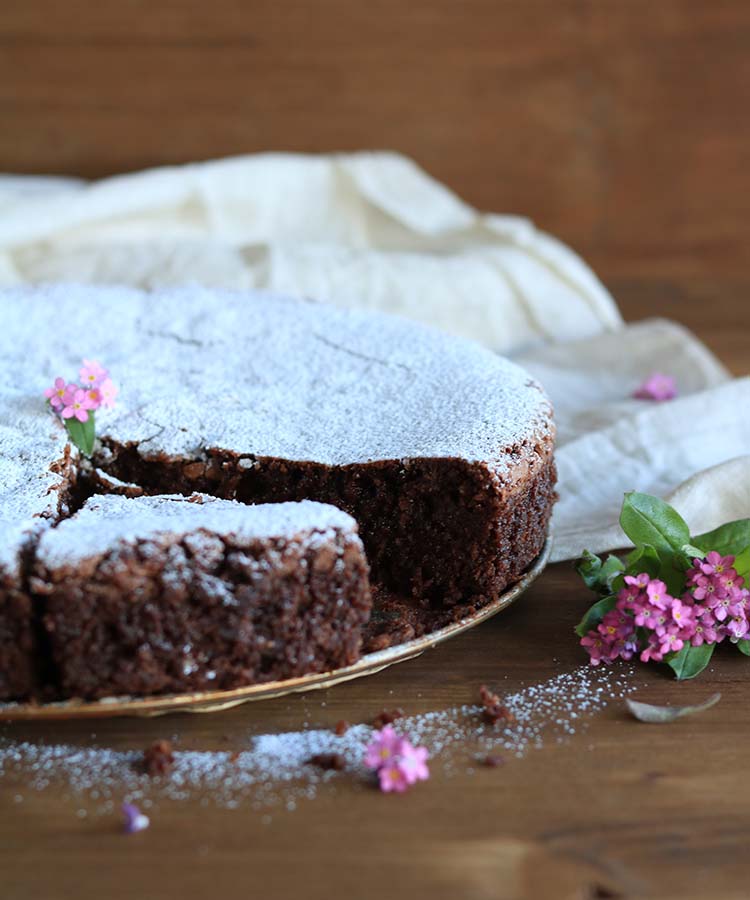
[398,743,430,785]
[364,725,403,770]
[669,599,696,635]
[633,372,677,402]
[378,760,412,793]
[61,388,97,423]
[364,727,430,793]
[658,632,684,655]
[645,580,670,610]
[79,358,109,389]
[692,576,725,602]
[581,632,610,666]
[44,376,71,410]
[84,388,102,409]
[640,635,664,663]
[598,609,634,640]
[700,551,735,577]
[624,573,651,590]
[98,377,119,409]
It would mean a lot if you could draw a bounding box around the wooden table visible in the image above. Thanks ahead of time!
[1,283,747,900]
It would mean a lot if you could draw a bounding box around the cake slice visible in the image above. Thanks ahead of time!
[33,494,371,700]
[0,418,75,701]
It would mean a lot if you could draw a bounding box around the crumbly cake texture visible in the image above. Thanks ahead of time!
[34,495,371,700]
[0,284,556,701]
[0,416,74,699]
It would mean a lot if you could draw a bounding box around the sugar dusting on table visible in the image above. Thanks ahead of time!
[0,665,635,819]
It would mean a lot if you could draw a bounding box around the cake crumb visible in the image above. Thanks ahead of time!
[307,753,346,771]
[142,740,175,777]
[479,684,515,726]
[373,708,405,729]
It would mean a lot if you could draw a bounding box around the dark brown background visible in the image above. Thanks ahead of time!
[1,0,749,278]
[1,3,749,899]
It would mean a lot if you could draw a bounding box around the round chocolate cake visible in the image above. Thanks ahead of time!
[0,284,556,701]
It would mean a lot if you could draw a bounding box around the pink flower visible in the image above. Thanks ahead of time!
[377,760,412,793]
[364,726,404,771]
[633,372,677,402]
[397,743,430,785]
[640,635,664,663]
[364,727,430,793]
[726,617,749,642]
[700,551,735,577]
[712,588,746,622]
[658,632,684,655]
[44,377,76,411]
[624,573,651,590]
[98,377,119,409]
[79,358,109,389]
[669,599,696,635]
[61,388,97,423]
[599,609,635,641]
[581,632,610,666]
[84,388,102,410]
[122,803,149,834]
[645,580,670,610]
[692,576,726,602]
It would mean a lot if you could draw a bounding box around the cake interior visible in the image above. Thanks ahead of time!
[94,438,556,610]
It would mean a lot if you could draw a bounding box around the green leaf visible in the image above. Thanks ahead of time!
[681,543,705,560]
[624,542,683,597]
[733,545,750,584]
[693,519,750,557]
[737,639,750,657]
[64,413,96,457]
[575,550,625,595]
[575,550,604,589]
[666,643,715,680]
[575,595,618,638]
[624,543,661,579]
[626,692,721,723]
[620,492,690,557]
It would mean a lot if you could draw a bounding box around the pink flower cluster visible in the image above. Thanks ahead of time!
[363,725,430,793]
[44,359,118,423]
[582,552,750,666]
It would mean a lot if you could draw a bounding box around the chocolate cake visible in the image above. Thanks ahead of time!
[0,284,556,702]
[33,495,371,700]
[0,419,74,699]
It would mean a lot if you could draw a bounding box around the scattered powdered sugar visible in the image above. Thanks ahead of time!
[0,665,635,819]
[37,493,360,568]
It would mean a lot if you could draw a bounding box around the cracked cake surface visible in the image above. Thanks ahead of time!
[2,283,551,468]
[0,283,556,701]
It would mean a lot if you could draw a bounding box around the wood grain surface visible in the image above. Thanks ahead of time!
[0,287,747,900]
[1,0,748,278]
[1,2,749,898]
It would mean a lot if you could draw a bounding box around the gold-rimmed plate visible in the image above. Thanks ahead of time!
[0,538,550,721]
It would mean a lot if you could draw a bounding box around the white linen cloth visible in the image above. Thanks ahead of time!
[1,152,747,561]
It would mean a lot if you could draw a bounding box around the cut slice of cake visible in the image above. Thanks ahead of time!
[0,419,75,701]
[33,494,371,700]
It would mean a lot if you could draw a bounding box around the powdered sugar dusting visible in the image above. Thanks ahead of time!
[0,665,635,818]
[0,410,70,575]
[37,493,360,568]
[0,284,552,468]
